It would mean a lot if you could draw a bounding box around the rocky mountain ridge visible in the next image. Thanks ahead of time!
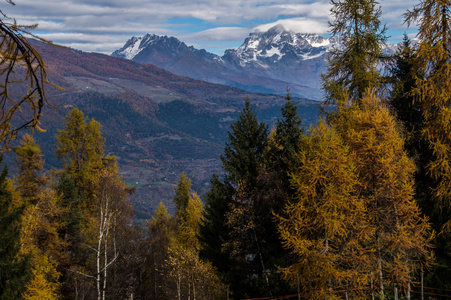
[16,39,320,220]
[112,25,397,100]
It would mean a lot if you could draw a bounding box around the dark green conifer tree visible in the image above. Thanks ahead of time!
[268,91,304,193]
[201,98,269,299]
[57,173,84,246]
[0,157,30,299]
[199,174,234,277]
[221,97,268,189]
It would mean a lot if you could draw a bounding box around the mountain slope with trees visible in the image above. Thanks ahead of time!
[10,39,320,218]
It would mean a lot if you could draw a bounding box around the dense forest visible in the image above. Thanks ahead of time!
[1,0,451,299]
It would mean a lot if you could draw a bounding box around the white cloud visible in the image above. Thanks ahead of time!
[182,27,251,42]
[254,17,330,34]
[2,0,420,55]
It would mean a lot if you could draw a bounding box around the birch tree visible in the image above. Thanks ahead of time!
[91,169,133,300]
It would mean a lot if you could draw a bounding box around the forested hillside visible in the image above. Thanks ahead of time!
[1,38,319,218]
[1,0,451,299]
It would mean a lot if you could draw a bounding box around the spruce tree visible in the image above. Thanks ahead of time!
[389,35,422,139]
[200,98,269,298]
[322,0,387,107]
[267,91,304,192]
[198,175,234,277]
[0,157,30,299]
[221,97,268,188]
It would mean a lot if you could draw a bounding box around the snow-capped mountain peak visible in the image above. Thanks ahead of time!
[226,25,334,66]
[111,26,397,100]
[113,34,156,60]
[112,33,220,65]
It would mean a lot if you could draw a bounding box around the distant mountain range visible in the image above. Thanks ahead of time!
[14,39,320,220]
[112,25,398,100]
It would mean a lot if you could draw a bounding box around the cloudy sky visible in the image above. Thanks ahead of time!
[3,0,419,55]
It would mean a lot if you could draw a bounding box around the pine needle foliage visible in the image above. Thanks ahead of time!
[331,91,434,298]
[221,97,268,188]
[278,120,372,300]
[405,0,451,219]
[322,0,387,108]
[0,157,30,299]
[267,91,304,193]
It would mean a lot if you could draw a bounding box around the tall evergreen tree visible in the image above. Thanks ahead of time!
[199,175,233,273]
[267,91,304,192]
[0,157,30,299]
[322,0,387,107]
[221,97,268,188]
[56,173,83,252]
[389,35,422,140]
[200,98,269,298]
[404,0,451,289]
[55,173,86,299]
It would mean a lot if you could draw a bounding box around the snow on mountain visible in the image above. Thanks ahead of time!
[113,34,158,60]
[112,25,397,100]
[226,26,333,66]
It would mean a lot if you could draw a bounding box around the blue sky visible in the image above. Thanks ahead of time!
[2,0,419,55]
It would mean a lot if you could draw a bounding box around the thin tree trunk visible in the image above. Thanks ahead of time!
[154,253,158,300]
[378,254,384,300]
[421,270,424,300]
[97,207,104,300]
[297,273,301,300]
[177,271,181,300]
[377,234,384,300]
[371,274,375,300]
[192,274,196,300]
[253,226,272,297]
[75,277,79,300]
[103,221,110,300]
[345,282,349,300]
[407,279,411,300]
[394,283,398,300]
[188,281,191,300]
